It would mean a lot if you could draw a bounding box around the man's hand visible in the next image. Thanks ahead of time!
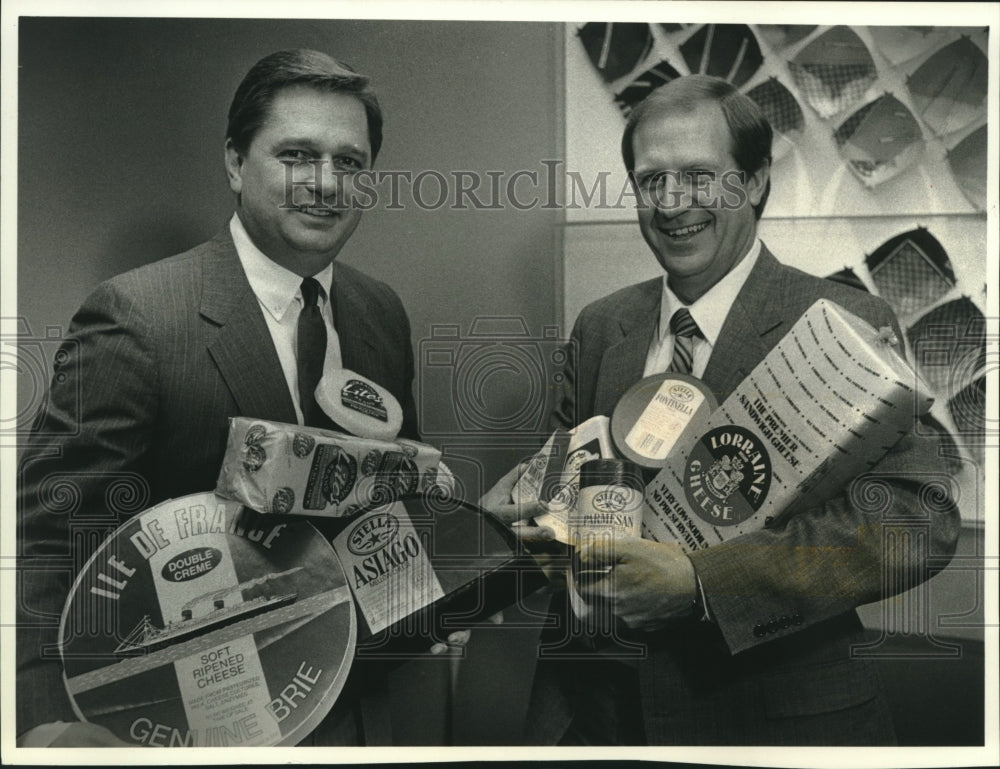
[479,463,567,588]
[18,721,132,747]
[428,612,505,656]
[574,538,697,631]
[479,462,545,528]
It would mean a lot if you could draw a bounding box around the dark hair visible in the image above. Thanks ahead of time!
[227,49,383,162]
[621,75,773,219]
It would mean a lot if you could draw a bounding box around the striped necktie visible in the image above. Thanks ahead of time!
[668,307,701,375]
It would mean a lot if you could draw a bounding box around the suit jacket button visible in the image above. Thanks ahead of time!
[753,624,766,638]
[792,614,804,625]
[779,616,791,629]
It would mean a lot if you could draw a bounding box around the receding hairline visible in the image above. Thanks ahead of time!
[623,77,757,172]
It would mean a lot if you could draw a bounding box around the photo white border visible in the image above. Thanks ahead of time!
[2,2,996,767]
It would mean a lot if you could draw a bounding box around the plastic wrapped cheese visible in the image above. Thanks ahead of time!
[215,417,452,518]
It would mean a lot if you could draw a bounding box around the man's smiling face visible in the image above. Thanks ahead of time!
[631,100,768,304]
[225,85,371,277]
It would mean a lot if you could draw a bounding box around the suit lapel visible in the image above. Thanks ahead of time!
[331,263,385,383]
[201,230,297,423]
[702,245,789,403]
[594,280,661,416]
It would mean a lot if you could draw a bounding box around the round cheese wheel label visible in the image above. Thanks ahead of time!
[316,368,403,441]
[611,372,718,468]
[60,493,355,747]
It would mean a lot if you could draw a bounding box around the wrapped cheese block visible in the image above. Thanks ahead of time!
[60,493,355,747]
[215,417,451,518]
[642,299,934,551]
[511,416,616,543]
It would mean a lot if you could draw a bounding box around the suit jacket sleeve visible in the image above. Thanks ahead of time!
[17,279,159,733]
[688,305,961,654]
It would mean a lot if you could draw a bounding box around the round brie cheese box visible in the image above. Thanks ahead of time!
[60,492,355,747]
[610,372,718,469]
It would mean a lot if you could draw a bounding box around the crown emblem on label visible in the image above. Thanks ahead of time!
[705,455,745,502]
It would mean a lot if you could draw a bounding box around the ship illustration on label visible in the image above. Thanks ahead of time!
[684,425,772,526]
[114,567,303,654]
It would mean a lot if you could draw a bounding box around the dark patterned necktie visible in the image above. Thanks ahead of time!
[297,277,334,428]
[668,307,701,375]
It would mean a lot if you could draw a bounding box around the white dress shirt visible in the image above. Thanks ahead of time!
[230,214,343,424]
[643,239,762,378]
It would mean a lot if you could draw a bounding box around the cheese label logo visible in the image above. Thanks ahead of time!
[271,487,295,515]
[592,488,629,513]
[241,444,266,473]
[244,424,267,446]
[668,383,695,402]
[347,512,399,556]
[161,548,222,582]
[342,379,388,422]
[320,449,358,506]
[684,425,772,526]
[292,433,315,458]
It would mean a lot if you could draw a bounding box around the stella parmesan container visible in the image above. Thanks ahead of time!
[642,299,933,550]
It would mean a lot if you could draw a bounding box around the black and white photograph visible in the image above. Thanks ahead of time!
[1,1,996,765]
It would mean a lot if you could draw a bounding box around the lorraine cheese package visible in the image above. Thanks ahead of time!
[642,299,933,551]
[60,493,355,747]
[215,418,451,518]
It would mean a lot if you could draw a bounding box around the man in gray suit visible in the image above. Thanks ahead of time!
[486,74,959,745]
[17,49,416,746]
